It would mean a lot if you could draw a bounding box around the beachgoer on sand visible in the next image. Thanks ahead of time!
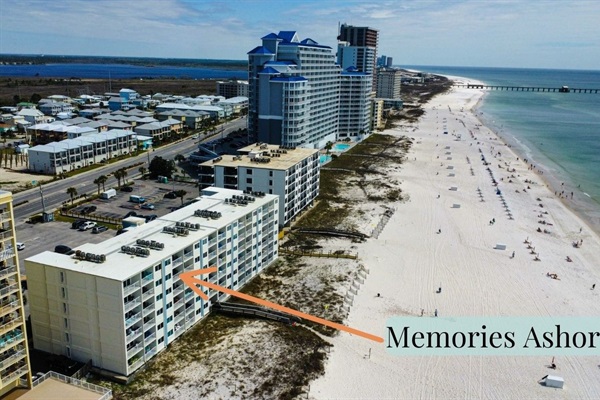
[434,309,438,317]
[511,251,515,258]
[593,284,596,290]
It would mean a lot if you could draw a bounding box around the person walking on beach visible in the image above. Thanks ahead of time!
[434,309,438,317]
[592,284,596,290]
[511,251,515,259]
[421,309,424,317]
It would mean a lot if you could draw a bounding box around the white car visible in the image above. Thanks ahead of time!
[78,221,97,231]
[16,242,25,251]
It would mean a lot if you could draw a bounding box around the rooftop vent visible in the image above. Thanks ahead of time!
[176,221,200,230]
[194,209,222,219]
[74,250,106,263]
[136,239,165,250]
[162,226,190,236]
[121,245,150,257]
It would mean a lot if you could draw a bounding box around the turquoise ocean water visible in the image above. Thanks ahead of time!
[404,66,600,229]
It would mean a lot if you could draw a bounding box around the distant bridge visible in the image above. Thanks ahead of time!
[459,84,600,94]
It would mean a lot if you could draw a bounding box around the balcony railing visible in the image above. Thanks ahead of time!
[126,342,143,358]
[0,364,29,386]
[32,371,112,399]
[125,312,141,328]
[124,300,141,313]
[0,300,19,317]
[0,230,13,241]
[123,283,141,297]
[0,331,23,350]
[0,249,15,262]
[0,318,22,335]
[142,289,154,301]
[144,332,156,343]
[0,347,25,369]
[0,211,10,222]
[126,328,142,343]
[0,266,17,279]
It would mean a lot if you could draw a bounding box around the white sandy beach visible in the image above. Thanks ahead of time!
[311,83,600,399]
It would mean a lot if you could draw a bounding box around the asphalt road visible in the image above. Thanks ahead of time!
[11,117,246,225]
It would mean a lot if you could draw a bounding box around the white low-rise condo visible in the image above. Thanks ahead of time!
[25,187,279,376]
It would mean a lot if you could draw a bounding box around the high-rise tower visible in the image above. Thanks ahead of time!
[248,31,341,149]
[337,24,379,92]
[0,191,32,397]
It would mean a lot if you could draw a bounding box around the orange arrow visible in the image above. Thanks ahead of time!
[180,267,384,343]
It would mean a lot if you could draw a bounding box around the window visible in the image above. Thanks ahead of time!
[155,279,162,287]
[154,265,161,272]
[64,318,68,329]
[165,274,171,281]
[246,169,252,174]
[166,288,172,295]
[194,242,199,249]
[167,316,173,323]
[62,303,68,313]
[246,178,252,184]
[66,346,71,358]
[166,302,172,309]
[158,308,163,315]
[269,180,273,186]
[158,322,164,330]
[61,287,67,299]
[269,171,273,177]
[158,337,164,344]
[65,332,70,342]
[168,329,174,337]
[156,293,163,301]
[60,271,64,283]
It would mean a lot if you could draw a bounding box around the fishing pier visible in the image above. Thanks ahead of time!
[460,84,600,93]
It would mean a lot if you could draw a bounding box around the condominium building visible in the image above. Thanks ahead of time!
[376,68,402,99]
[0,191,32,397]
[216,80,249,98]
[248,31,341,149]
[25,187,279,377]
[339,67,372,140]
[198,144,319,227]
[28,129,139,175]
[338,24,379,92]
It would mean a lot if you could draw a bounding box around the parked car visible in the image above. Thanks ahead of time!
[78,221,96,231]
[141,203,155,210]
[163,191,177,199]
[71,220,87,229]
[54,245,74,255]
[92,225,108,234]
[16,242,25,251]
[124,211,138,219]
[80,205,97,214]
[121,186,134,192]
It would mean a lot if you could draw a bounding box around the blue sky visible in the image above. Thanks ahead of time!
[1,0,599,69]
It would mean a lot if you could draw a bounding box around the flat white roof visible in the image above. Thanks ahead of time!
[26,187,277,281]
[202,143,318,171]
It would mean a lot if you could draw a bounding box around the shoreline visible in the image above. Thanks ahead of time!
[468,83,600,237]
[310,82,600,399]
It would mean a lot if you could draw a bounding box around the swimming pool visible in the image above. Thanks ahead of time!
[319,154,332,164]
[332,143,351,152]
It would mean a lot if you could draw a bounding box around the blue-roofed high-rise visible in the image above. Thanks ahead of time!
[248,31,341,149]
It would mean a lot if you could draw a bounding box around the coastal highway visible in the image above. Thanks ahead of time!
[11,118,246,225]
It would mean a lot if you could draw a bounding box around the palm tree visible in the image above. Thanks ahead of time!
[93,177,102,195]
[120,168,128,185]
[66,187,78,205]
[98,175,107,192]
[113,169,123,188]
[324,141,333,155]
[138,166,147,179]
[175,190,187,206]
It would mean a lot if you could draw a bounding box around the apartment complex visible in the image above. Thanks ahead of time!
[216,80,249,98]
[339,67,372,140]
[338,24,379,92]
[248,31,341,149]
[198,144,319,227]
[0,191,32,397]
[25,187,279,376]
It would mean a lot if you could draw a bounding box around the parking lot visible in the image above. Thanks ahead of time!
[15,177,201,275]
[200,130,250,155]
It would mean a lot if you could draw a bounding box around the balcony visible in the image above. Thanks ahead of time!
[0,364,29,386]
[142,288,154,302]
[125,312,141,328]
[141,274,154,284]
[0,249,15,262]
[0,318,22,336]
[127,356,144,372]
[0,230,13,241]
[0,265,16,279]
[125,327,142,343]
[123,282,141,297]
[126,342,143,358]
[0,331,23,351]
[0,300,19,318]
[144,332,156,343]
[0,346,25,369]
[0,211,10,222]
[124,299,141,313]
